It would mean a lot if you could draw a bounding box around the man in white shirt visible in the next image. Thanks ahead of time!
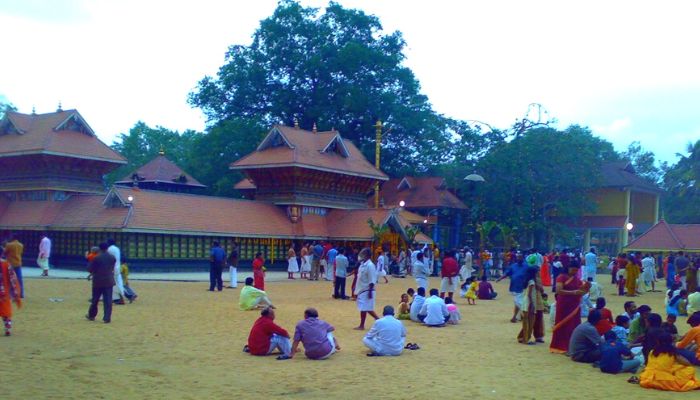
[354,248,379,330]
[641,254,657,292]
[38,233,52,277]
[413,252,430,290]
[419,288,449,326]
[409,287,427,322]
[107,238,125,304]
[363,305,407,356]
[583,248,598,282]
[460,249,473,281]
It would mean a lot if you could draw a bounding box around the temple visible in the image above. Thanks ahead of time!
[0,110,429,270]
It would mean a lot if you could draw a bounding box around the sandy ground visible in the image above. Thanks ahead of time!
[3,276,698,400]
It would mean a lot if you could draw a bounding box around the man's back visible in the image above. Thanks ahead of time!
[569,322,600,358]
[89,253,116,288]
[421,296,447,325]
[409,295,426,321]
[335,254,348,277]
[585,252,597,267]
[367,316,405,353]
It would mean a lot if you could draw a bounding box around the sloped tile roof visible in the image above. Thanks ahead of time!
[380,176,467,210]
[115,155,205,188]
[0,110,126,164]
[325,208,394,240]
[230,125,388,180]
[626,219,700,252]
[601,162,661,194]
[233,178,256,190]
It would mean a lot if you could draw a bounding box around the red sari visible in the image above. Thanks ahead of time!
[252,258,265,291]
[550,273,583,353]
[540,255,552,287]
[0,260,22,318]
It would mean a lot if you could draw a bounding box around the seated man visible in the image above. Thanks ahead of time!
[363,305,407,356]
[290,308,340,360]
[569,309,604,363]
[419,288,449,326]
[245,307,292,360]
[409,287,427,322]
[239,277,275,311]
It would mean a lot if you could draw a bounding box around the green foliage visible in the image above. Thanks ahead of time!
[188,0,460,175]
[476,221,497,249]
[662,140,700,223]
[404,225,421,244]
[0,98,16,119]
[623,141,663,184]
[473,125,619,244]
[367,217,389,242]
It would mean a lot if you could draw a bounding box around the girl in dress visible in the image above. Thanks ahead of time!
[300,244,311,280]
[465,277,478,305]
[287,245,299,279]
[445,297,461,324]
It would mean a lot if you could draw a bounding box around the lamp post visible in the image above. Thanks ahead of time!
[424,208,440,245]
[464,173,485,249]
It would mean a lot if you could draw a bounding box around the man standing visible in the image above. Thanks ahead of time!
[497,253,528,323]
[440,250,459,299]
[460,248,473,282]
[641,253,657,292]
[419,288,449,326]
[245,307,292,360]
[290,308,340,360]
[209,241,226,291]
[311,242,323,281]
[37,233,51,277]
[333,247,349,299]
[86,243,116,323]
[676,251,690,290]
[363,305,407,356]
[584,248,598,282]
[413,252,430,290]
[325,244,338,282]
[354,248,379,330]
[228,242,239,289]
[4,235,24,298]
[107,239,125,304]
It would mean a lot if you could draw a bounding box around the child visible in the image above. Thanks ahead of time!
[0,246,22,336]
[612,315,631,347]
[640,332,700,391]
[542,293,550,314]
[85,246,99,280]
[617,269,626,296]
[459,280,469,299]
[594,297,615,334]
[465,277,478,305]
[406,288,415,304]
[661,314,679,342]
[587,277,601,301]
[445,297,461,325]
[599,331,641,374]
[666,290,687,317]
[120,261,138,303]
[580,293,593,318]
[397,293,410,320]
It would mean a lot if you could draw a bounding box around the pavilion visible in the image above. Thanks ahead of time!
[625,219,700,254]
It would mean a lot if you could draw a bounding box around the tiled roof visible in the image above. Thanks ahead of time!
[0,110,126,164]
[115,155,205,188]
[550,216,627,229]
[380,176,467,210]
[601,162,661,194]
[230,125,388,180]
[233,178,256,190]
[626,219,700,252]
[326,208,395,240]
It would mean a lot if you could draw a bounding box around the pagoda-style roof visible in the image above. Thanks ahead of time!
[601,162,661,195]
[379,176,467,210]
[0,109,126,164]
[115,154,205,189]
[233,178,256,190]
[230,125,388,181]
[625,219,700,252]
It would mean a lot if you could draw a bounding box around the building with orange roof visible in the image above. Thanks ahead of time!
[625,219,700,254]
[0,110,424,270]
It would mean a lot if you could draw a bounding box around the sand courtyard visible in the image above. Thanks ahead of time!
[2,273,697,400]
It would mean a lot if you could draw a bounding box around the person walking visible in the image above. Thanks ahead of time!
[86,243,116,323]
[354,248,379,330]
[107,239,125,304]
[0,244,22,336]
[37,233,51,277]
[228,243,239,289]
[209,241,226,291]
[333,247,349,299]
[3,235,24,298]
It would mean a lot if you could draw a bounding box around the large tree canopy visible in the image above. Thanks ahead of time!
[662,140,700,223]
[472,125,619,246]
[189,0,469,174]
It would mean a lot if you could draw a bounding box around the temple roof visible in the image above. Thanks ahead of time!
[379,176,467,210]
[115,154,205,188]
[230,125,388,180]
[625,219,700,252]
[0,110,126,164]
[601,162,661,194]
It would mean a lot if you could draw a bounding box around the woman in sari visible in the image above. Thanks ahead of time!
[626,254,641,296]
[252,252,265,291]
[1,246,22,336]
[540,254,552,287]
[550,260,589,353]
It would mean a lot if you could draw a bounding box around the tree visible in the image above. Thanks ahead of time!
[474,125,619,247]
[188,0,457,175]
[662,140,700,223]
[0,98,16,119]
[107,122,199,185]
[623,141,662,184]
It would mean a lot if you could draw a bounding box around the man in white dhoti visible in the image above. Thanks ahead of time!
[419,288,449,326]
[641,253,657,292]
[363,305,407,356]
[228,243,238,288]
[413,252,430,290]
[354,248,379,330]
[459,248,473,281]
[107,239,125,304]
[37,233,51,276]
[583,248,598,282]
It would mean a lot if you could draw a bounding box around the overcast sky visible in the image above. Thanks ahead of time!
[1,0,698,165]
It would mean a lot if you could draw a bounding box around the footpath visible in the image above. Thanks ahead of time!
[20,266,291,283]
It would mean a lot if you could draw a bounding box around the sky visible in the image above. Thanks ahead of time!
[1,0,699,165]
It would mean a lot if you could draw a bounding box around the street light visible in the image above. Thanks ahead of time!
[399,200,405,208]
[626,222,634,231]
[127,195,134,203]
